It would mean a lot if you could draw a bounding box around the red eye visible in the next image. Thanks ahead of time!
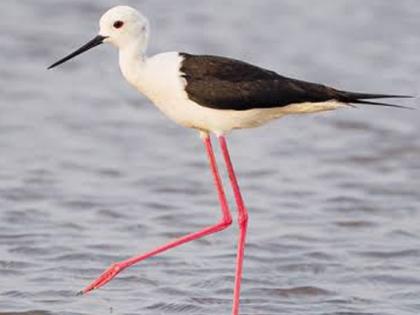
[113,21,124,29]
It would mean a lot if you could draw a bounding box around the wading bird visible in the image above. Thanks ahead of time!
[49,6,411,315]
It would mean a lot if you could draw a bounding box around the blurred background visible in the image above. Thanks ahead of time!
[0,1,420,314]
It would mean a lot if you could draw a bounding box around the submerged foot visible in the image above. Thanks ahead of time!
[79,263,125,295]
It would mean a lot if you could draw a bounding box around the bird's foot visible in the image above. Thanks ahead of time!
[79,263,125,295]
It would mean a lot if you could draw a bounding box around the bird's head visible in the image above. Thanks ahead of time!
[100,6,150,49]
[48,6,150,69]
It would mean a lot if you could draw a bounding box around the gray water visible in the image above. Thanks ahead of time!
[1,0,420,314]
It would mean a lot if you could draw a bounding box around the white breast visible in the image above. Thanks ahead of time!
[121,52,202,129]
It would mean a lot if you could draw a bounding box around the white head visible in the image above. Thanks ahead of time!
[99,6,150,50]
[48,6,150,69]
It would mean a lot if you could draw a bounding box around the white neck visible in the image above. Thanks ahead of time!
[118,40,148,85]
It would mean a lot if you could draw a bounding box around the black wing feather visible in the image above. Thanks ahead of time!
[180,53,412,111]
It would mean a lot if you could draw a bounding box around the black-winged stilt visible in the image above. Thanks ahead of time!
[48,6,412,315]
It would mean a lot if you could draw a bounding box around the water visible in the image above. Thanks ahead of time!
[1,0,420,314]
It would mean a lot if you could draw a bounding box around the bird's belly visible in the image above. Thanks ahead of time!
[158,101,344,134]
[146,93,288,134]
[149,95,225,131]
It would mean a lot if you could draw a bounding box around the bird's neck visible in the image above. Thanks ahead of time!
[119,41,148,85]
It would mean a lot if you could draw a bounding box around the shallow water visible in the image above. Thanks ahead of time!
[1,0,420,314]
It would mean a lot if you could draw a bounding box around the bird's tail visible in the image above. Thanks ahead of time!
[338,91,414,109]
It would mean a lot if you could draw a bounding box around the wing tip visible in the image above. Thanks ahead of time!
[352,100,415,110]
[340,92,416,110]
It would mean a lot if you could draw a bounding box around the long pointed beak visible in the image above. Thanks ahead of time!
[48,35,107,69]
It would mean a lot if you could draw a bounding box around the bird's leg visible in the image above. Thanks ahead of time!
[80,134,233,295]
[218,135,248,315]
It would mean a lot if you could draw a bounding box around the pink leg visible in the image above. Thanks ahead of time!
[219,136,248,315]
[80,134,232,295]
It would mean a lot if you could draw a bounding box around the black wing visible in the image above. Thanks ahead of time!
[180,53,410,110]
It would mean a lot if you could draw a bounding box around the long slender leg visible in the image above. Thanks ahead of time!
[80,134,233,295]
[219,135,249,315]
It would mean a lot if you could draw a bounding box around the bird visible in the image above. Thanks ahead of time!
[48,5,412,315]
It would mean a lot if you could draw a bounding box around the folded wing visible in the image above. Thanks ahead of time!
[180,53,411,110]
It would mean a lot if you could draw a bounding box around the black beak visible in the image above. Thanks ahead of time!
[48,35,107,69]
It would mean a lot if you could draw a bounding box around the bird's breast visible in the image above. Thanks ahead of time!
[123,52,199,128]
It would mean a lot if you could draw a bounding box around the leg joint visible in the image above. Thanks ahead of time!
[219,215,233,229]
[238,212,248,228]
